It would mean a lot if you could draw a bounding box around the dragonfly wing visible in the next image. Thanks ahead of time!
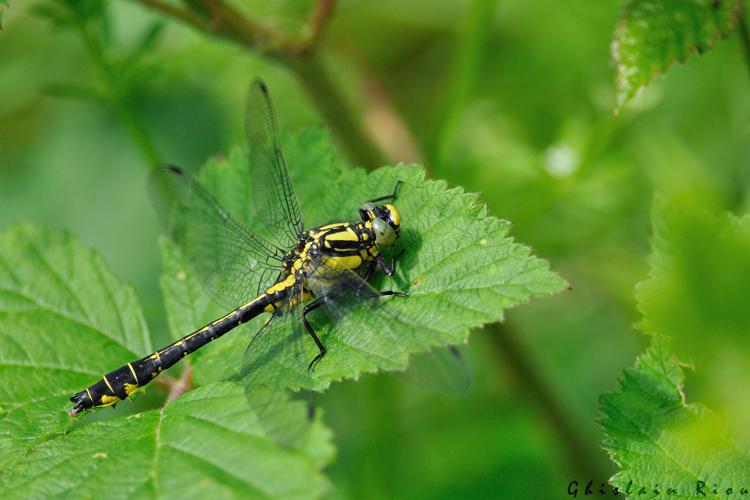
[150,165,284,310]
[246,80,304,249]
[394,345,472,393]
[238,283,315,391]
[306,258,471,392]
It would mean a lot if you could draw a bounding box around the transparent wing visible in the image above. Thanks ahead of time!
[150,165,285,310]
[238,283,315,391]
[246,80,304,249]
[306,258,472,392]
[394,345,471,393]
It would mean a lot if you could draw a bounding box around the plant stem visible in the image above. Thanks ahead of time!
[487,322,610,481]
[284,53,387,168]
[130,0,388,169]
[303,0,337,50]
[737,11,750,82]
[432,0,496,174]
[77,22,162,166]
[139,0,207,32]
[166,364,193,403]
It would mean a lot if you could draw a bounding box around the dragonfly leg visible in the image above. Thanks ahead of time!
[303,298,328,373]
[366,180,403,203]
[358,289,408,299]
[376,250,404,277]
[355,258,408,299]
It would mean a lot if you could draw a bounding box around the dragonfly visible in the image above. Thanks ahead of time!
[68,80,409,416]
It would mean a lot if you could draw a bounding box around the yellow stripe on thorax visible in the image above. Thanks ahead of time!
[324,227,359,243]
[318,223,348,231]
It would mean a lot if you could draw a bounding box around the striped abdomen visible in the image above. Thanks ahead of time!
[68,294,270,416]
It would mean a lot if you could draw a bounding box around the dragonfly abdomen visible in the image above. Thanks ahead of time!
[68,294,271,416]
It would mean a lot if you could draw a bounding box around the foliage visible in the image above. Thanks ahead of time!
[1,382,333,498]
[0,225,151,473]
[600,196,750,494]
[0,225,332,498]
[612,0,743,111]
[31,0,164,165]
[637,197,750,361]
[600,339,750,497]
[4,0,750,495]
[176,129,566,391]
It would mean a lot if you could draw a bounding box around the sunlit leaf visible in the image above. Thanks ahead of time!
[0,225,150,472]
[0,226,332,498]
[1,382,332,498]
[165,127,566,391]
[600,340,750,497]
[636,196,750,361]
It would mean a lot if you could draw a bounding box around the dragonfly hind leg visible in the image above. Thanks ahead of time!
[303,298,327,373]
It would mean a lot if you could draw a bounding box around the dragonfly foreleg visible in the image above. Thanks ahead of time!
[365,180,403,203]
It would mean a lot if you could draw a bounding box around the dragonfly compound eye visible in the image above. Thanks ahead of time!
[373,218,397,246]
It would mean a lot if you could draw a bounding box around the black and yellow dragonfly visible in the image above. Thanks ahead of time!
[69,80,407,416]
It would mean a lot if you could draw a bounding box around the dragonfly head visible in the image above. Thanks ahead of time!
[361,202,401,247]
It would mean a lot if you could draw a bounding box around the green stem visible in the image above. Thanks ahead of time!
[78,22,162,167]
[487,322,611,481]
[433,0,496,174]
[111,101,162,167]
[284,53,387,168]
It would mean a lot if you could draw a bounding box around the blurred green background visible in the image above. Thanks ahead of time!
[2,0,749,497]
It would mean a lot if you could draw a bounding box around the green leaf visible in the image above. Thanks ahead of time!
[602,197,750,494]
[171,127,566,391]
[0,225,150,472]
[0,226,332,497]
[600,339,750,497]
[636,196,750,361]
[158,238,248,385]
[0,382,333,499]
[612,0,742,112]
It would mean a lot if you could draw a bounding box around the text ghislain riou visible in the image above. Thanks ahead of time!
[568,480,750,497]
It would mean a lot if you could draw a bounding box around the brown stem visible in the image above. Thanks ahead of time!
[138,0,208,31]
[738,11,750,82]
[301,0,337,51]
[130,0,388,169]
[487,322,610,481]
[359,63,424,166]
[153,364,194,404]
[154,373,177,391]
[284,53,387,168]
[167,364,194,403]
